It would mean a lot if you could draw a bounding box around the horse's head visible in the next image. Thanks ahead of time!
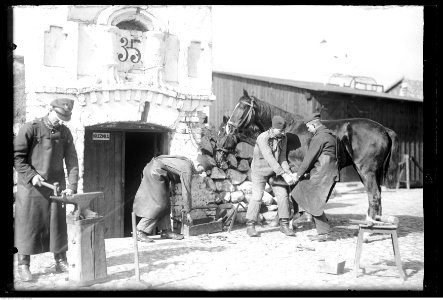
[225,89,256,135]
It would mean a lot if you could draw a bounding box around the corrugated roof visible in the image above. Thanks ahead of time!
[213,71,422,103]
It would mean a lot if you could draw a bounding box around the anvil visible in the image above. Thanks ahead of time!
[41,181,102,221]
[50,192,103,221]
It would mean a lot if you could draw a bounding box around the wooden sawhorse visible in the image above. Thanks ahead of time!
[224,201,248,233]
[354,224,406,280]
[224,201,265,233]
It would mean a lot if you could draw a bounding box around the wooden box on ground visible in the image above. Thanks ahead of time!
[318,257,346,275]
[66,215,108,286]
[181,217,223,237]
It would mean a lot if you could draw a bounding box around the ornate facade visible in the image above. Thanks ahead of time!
[14,5,215,193]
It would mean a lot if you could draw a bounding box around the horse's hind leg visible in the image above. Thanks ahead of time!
[355,168,382,220]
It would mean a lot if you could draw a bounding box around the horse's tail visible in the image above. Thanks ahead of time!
[383,127,401,188]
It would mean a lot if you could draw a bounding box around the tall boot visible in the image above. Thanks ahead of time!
[54,252,69,273]
[17,254,32,282]
[268,213,280,227]
[246,220,259,237]
[280,218,296,236]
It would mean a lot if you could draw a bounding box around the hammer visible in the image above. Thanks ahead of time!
[40,181,60,196]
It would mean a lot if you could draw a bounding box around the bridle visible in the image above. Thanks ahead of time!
[226,96,255,134]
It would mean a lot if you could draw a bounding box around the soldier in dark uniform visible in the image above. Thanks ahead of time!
[133,155,204,242]
[13,99,79,281]
[290,112,339,242]
[245,116,297,237]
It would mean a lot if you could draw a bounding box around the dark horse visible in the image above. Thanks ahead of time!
[220,89,400,220]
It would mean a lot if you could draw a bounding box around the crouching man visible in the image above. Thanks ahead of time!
[133,155,204,242]
[245,116,297,237]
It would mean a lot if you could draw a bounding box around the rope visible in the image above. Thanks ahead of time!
[410,156,423,173]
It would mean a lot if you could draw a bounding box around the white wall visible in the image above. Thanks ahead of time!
[12,5,214,95]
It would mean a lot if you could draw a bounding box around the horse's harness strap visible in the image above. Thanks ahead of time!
[226,97,255,131]
[227,120,238,128]
[242,97,255,127]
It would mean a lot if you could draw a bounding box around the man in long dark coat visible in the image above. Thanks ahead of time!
[291,112,339,242]
[13,98,79,281]
[133,155,203,242]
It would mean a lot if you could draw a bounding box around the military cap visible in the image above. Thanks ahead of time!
[272,115,286,130]
[303,112,321,124]
[50,98,74,121]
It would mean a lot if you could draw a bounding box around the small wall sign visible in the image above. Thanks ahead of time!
[92,132,110,141]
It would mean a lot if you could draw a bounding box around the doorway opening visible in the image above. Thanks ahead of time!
[123,131,167,237]
[83,122,170,238]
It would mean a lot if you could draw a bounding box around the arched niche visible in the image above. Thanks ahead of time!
[95,6,165,32]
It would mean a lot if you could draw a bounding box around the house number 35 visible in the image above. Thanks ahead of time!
[118,37,141,63]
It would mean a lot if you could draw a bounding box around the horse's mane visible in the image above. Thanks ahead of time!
[250,96,305,132]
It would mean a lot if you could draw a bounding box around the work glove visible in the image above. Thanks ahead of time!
[62,188,74,196]
[282,173,296,185]
[31,174,45,186]
[290,173,299,182]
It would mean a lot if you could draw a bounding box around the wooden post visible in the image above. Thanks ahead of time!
[131,212,140,281]
[66,216,107,286]
[391,230,407,280]
[354,229,364,277]
[405,154,410,189]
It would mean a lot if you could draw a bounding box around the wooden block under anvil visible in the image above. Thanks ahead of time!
[52,192,108,286]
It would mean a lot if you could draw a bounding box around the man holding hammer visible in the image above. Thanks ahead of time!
[290,112,340,242]
[13,99,79,281]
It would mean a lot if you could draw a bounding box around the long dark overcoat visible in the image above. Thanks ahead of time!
[291,126,339,216]
[133,155,194,220]
[13,117,78,255]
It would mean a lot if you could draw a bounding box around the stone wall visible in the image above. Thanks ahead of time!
[168,128,292,229]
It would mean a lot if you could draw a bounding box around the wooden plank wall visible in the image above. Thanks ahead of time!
[211,72,423,185]
[211,73,311,128]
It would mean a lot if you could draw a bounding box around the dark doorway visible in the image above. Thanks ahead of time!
[84,122,169,238]
[123,131,166,237]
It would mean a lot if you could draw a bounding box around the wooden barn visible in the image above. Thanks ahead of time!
[211,71,423,186]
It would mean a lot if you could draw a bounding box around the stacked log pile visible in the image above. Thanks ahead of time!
[170,126,284,228]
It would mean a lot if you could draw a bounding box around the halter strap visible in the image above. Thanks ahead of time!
[227,96,255,130]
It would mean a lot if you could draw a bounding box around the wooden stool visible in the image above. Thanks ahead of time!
[354,224,406,280]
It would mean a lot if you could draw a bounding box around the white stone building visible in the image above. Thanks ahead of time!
[13,5,215,238]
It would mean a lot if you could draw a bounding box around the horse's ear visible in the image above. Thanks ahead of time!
[243,89,249,98]
[222,115,229,123]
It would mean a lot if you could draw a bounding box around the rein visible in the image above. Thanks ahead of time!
[227,96,255,131]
